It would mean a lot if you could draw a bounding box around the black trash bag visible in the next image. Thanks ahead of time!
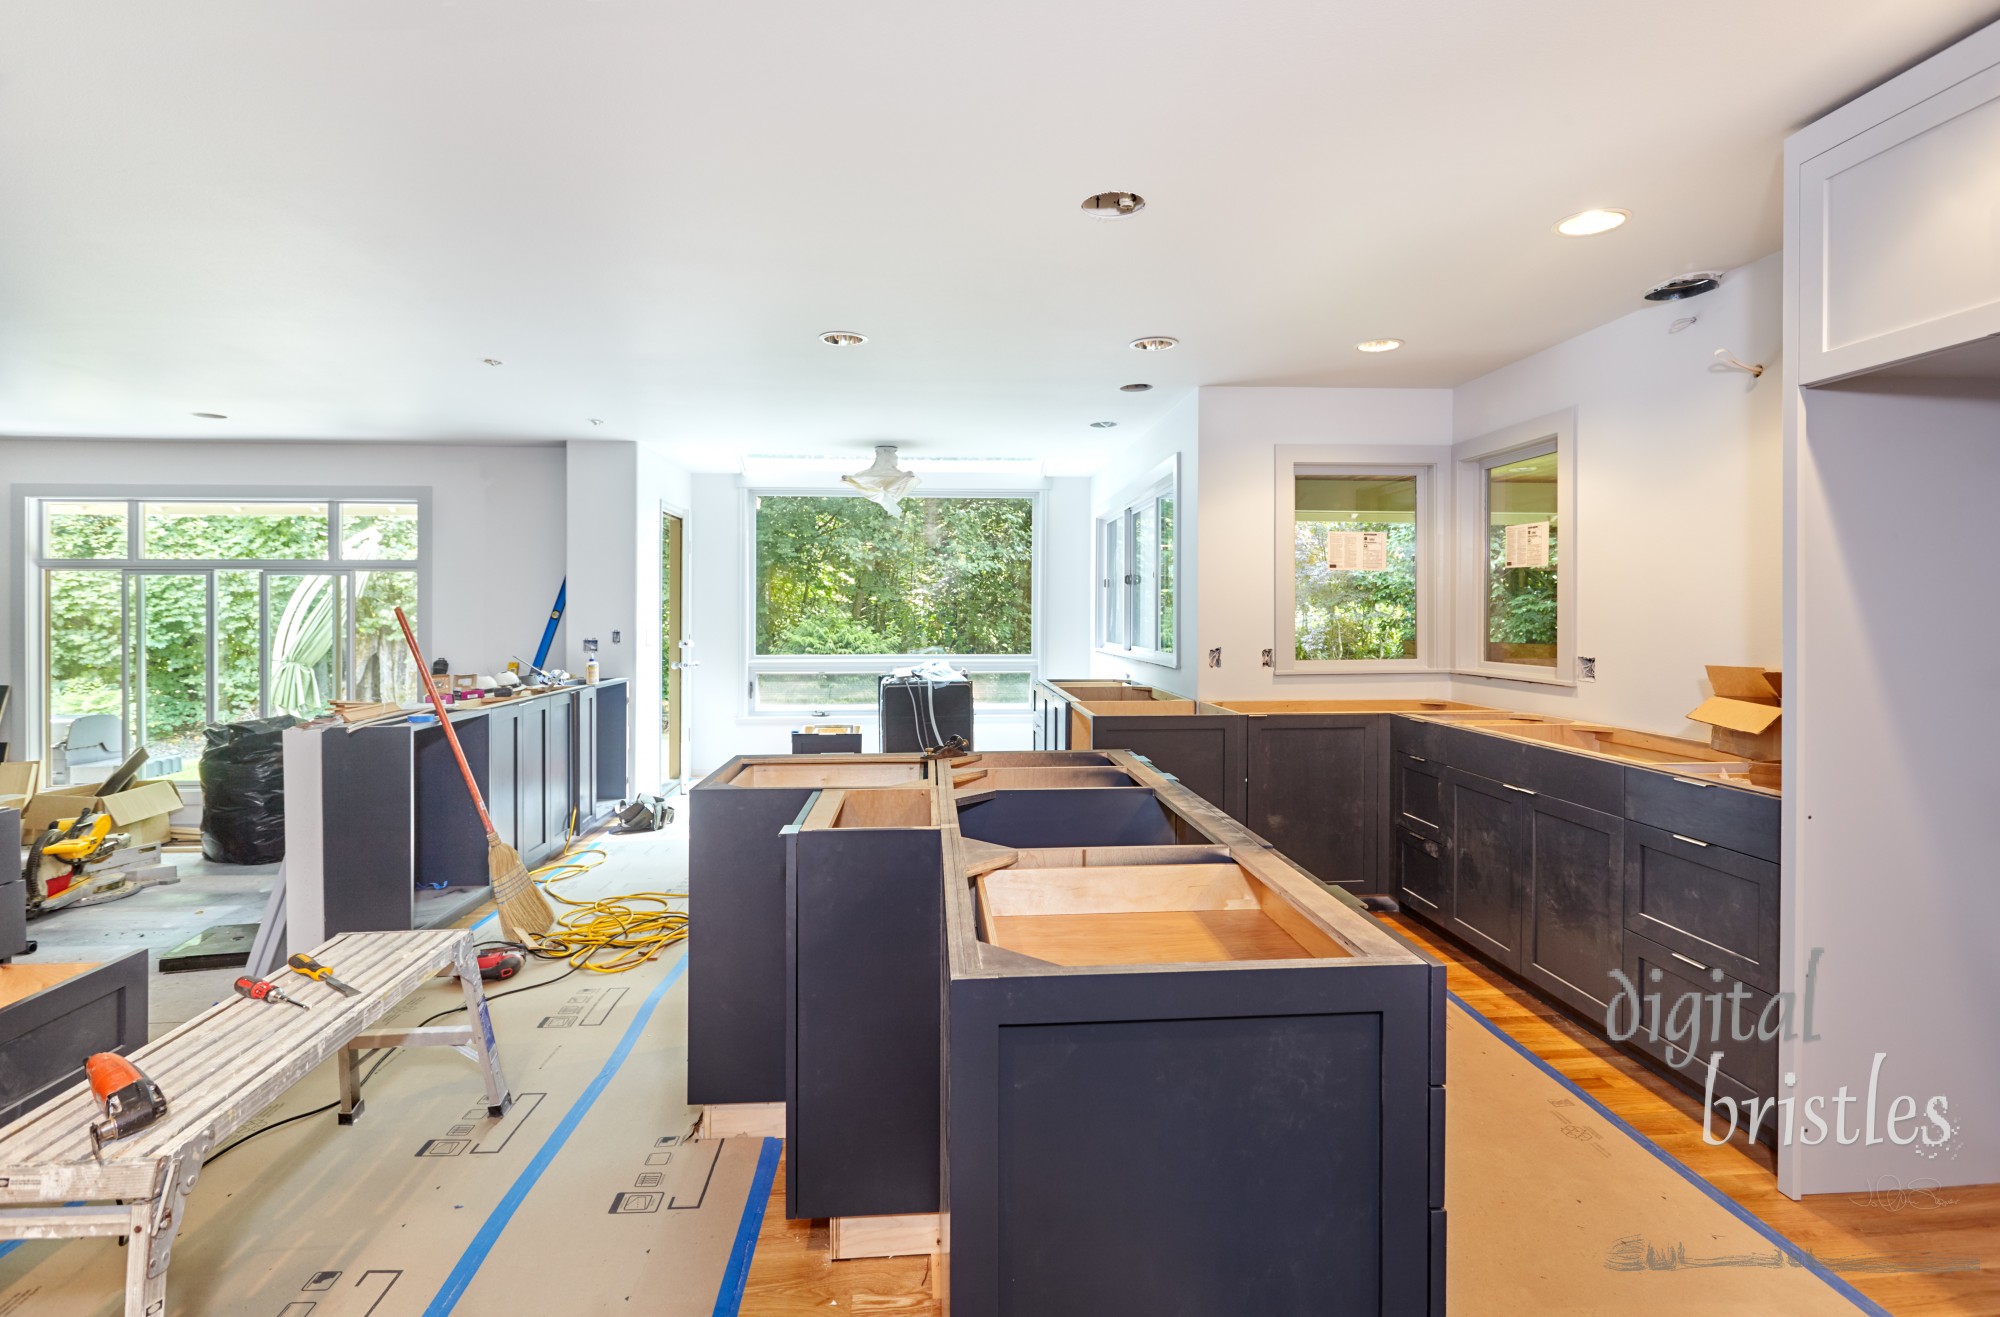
[199,715,297,864]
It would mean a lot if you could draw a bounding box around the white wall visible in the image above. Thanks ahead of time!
[1451,253,1783,733]
[1090,393,1200,697]
[1784,383,2000,1192]
[2,438,567,757]
[562,439,695,794]
[1041,476,1094,679]
[1195,386,1453,702]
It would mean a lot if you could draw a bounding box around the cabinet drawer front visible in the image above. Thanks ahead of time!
[1623,769,1778,862]
[1395,825,1446,918]
[1800,57,2000,383]
[1621,930,1779,1124]
[1396,756,1443,833]
[1623,823,1779,992]
[1435,726,1621,814]
[1391,715,1437,761]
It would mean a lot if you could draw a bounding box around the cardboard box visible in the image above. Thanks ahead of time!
[1688,666,1782,763]
[20,778,183,847]
[0,761,40,815]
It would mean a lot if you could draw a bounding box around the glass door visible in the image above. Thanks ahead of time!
[130,570,212,777]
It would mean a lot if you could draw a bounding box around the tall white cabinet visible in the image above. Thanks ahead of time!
[1782,18,2000,1196]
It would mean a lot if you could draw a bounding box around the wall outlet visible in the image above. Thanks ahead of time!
[1577,655,1597,682]
[1207,648,1222,668]
[1261,648,1273,668]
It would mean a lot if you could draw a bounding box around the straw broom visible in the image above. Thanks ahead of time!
[394,607,556,942]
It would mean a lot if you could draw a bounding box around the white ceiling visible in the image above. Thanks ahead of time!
[2,1,1993,473]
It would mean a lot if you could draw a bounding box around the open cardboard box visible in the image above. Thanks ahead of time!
[19,777,183,846]
[1688,665,1782,764]
[0,761,40,815]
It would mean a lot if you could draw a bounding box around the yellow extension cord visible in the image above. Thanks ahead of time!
[521,820,690,974]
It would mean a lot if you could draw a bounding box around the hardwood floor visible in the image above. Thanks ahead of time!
[1387,913,2000,1317]
[740,1155,940,1315]
[740,914,2000,1315]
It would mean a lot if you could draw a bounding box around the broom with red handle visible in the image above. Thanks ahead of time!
[394,606,555,941]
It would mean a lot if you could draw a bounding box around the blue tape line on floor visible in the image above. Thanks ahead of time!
[711,1138,782,1317]
[1447,990,1891,1315]
[421,947,689,1316]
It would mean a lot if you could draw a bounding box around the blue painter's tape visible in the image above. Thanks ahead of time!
[421,947,689,1316]
[470,911,497,936]
[710,1137,782,1317]
[1447,991,1890,1315]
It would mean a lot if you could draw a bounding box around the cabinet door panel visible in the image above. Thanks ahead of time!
[547,696,572,842]
[487,708,518,849]
[1246,718,1383,891]
[1443,769,1527,968]
[519,704,547,856]
[1800,56,2000,382]
[1522,796,1624,1019]
[1395,826,1446,920]
[1395,755,1443,833]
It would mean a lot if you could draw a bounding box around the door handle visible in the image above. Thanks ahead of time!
[1670,833,1710,848]
[1669,951,1710,972]
[1503,783,1537,796]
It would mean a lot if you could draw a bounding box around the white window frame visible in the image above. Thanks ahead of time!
[1452,410,1577,686]
[1094,455,1180,669]
[741,486,1044,719]
[1274,445,1449,675]
[18,485,431,762]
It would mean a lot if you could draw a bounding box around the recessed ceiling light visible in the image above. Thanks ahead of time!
[1090,420,1119,428]
[192,412,227,419]
[1644,272,1724,302]
[587,418,605,426]
[819,331,867,347]
[1356,338,1404,353]
[1119,383,1153,392]
[482,358,502,366]
[1555,208,1630,237]
[1081,191,1145,219]
[1129,337,1178,352]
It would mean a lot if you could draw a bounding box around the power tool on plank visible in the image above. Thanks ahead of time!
[85,1053,169,1156]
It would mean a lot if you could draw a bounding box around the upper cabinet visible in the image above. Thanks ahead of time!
[1792,22,2000,385]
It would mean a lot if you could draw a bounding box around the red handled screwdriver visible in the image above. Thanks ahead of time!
[234,975,310,1010]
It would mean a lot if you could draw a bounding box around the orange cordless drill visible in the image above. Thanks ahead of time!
[85,1053,169,1156]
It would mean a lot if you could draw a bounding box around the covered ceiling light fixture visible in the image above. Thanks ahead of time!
[842,444,920,517]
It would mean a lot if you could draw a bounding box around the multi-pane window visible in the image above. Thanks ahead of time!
[36,498,422,778]
[749,493,1036,713]
[1097,463,1177,663]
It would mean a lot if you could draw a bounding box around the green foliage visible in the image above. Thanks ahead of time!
[1293,521,1418,660]
[755,496,1033,656]
[1486,523,1559,657]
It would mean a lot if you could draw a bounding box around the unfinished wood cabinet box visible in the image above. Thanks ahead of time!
[687,754,932,1105]
[944,753,1445,1317]
[1042,685,1249,821]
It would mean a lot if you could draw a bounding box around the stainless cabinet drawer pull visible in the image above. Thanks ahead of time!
[1669,951,1710,972]
[1670,833,1711,848]
[1401,810,1434,827]
[1406,755,1427,763]
[1671,776,1717,788]
[1503,783,1538,796]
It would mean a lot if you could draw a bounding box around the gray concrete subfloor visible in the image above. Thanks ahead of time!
[18,851,276,1032]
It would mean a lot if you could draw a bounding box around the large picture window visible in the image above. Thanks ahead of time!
[1096,459,1177,666]
[34,496,423,779]
[1274,448,1444,674]
[749,492,1036,713]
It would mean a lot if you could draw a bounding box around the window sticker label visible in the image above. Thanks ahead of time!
[1504,521,1549,569]
[1326,529,1388,572]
